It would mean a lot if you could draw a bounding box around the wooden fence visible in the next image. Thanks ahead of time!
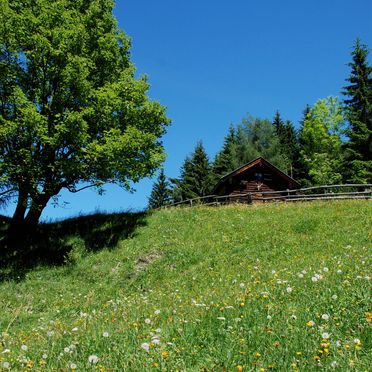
[165,184,372,208]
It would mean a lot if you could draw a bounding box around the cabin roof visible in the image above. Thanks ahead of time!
[213,157,300,193]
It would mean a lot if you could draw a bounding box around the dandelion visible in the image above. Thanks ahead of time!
[88,355,99,364]
[322,332,330,339]
[321,314,330,321]
[307,320,315,327]
[144,318,151,324]
[102,331,109,337]
[21,345,28,351]
[236,365,243,372]
[154,310,161,315]
[286,286,293,293]
[161,351,169,359]
[323,267,329,272]
[141,343,150,352]
[69,362,77,369]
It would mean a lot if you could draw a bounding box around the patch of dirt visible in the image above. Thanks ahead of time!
[126,252,162,279]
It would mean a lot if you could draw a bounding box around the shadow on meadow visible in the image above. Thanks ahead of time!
[0,211,147,281]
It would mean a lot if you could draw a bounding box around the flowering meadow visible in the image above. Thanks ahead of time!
[0,201,371,371]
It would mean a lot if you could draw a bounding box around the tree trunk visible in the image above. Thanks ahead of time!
[24,194,51,230]
[11,188,28,226]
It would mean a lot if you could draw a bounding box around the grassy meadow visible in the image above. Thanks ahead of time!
[0,200,371,371]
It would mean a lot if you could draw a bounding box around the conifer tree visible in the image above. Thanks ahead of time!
[342,39,372,183]
[148,170,171,209]
[173,141,211,201]
[211,126,237,184]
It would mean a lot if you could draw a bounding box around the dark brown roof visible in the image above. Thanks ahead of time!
[213,157,300,192]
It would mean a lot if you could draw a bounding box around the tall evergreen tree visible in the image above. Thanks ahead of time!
[297,105,312,186]
[173,141,211,201]
[342,39,372,183]
[148,170,171,209]
[212,125,237,183]
[272,112,300,178]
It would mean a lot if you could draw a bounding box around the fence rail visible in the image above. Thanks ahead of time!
[164,184,372,208]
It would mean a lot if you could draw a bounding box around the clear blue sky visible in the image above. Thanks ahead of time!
[4,0,372,221]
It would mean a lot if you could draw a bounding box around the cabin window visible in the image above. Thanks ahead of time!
[254,172,264,181]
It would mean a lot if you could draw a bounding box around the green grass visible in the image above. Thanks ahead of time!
[0,201,371,371]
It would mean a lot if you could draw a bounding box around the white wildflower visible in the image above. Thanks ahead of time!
[2,362,10,369]
[21,345,28,351]
[154,310,161,315]
[323,267,329,272]
[141,342,150,352]
[331,294,338,300]
[322,332,330,339]
[88,355,99,364]
[217,317,226,321]
[286,286,293,293]
[322,314,330,321]
[102,332,109,338]
[144,318,151,324]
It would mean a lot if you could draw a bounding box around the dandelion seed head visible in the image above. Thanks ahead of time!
[102,331,109,337]
[88,355,99,364]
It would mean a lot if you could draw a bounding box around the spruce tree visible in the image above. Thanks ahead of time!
[212,125,237,183]
[148,170,171,209]
[342,39,372,183]
[174,141,211,201]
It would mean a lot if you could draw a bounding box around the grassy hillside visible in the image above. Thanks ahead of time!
[0,201,371,371]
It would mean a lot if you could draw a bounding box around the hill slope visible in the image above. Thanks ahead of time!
[0,201,371,371]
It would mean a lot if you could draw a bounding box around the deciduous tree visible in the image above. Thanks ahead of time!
[0,0,170,231]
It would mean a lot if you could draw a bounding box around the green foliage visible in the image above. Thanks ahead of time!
[0,201,371,370]
[173,141,211,201]
[300,97,345,185]
[342,39,372,183]
[148,170,171,209]
[0,0,170,227]
[211,115,291,189]
[272,111,300,178]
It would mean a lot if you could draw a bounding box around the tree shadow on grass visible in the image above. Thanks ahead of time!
[0,211,147,281]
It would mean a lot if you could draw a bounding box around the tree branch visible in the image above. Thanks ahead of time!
[65,184,98,193]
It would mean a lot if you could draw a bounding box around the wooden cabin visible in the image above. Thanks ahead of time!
[213,157,300,202]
